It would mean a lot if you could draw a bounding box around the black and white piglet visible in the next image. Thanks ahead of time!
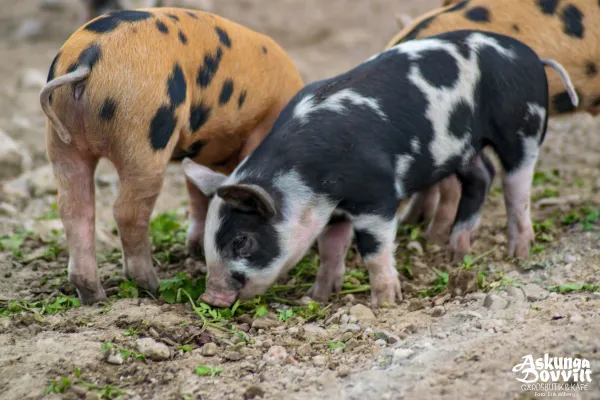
[183,30,578,307]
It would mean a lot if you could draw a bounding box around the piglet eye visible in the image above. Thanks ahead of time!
[233,235,254,258]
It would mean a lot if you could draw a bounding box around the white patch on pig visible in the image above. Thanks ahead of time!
[293,89,388,124]
[202,196,225,268]
[526,103,546,142]
[394,38,457,60]
[513,103,545,171]
[394,154,414,199]
[410,138,421,154]
[466,33,516,60]
[351,214,398,262]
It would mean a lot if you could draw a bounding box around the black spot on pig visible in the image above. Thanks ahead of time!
[84,10,152,33]
[586,62,598,77]
[552,90,580,113]
[168,64,186,108]
[172,139,207,160]
[186,11,198,19]
[447,101,472,139]
[400,16,435,43]
[262,46,268,54]
[537,0,560,15]
[417,50,459,88]
[189,103,211,131]
[512,24,520,32]
[215,206,282,270]
[149,106,176,150]
[156,20,169,34]
[219,79,234,105]
[238,90,247,108]
[215,26,231,48]
[67,44,102,73]
[561,4,584,38]
[167,14,179,22]
[354,229,380,259]
[178,30,188,44]
[197,47,223,88]
[99,98,117,121]
[47,53,60,83]
[465,7,490,22]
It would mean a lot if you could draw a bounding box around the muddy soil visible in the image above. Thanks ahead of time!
[1,1,600,400]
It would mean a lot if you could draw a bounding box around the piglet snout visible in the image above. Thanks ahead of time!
[199,289,238,308]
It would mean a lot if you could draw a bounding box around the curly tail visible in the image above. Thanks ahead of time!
[540,58,579,109]
[39,65,91,144]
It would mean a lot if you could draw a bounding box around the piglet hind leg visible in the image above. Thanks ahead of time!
[450,155,495,263]
[354,214,402,307]
[306,219,353,302]
[502,161,536,259]
[47,134,105,304]
[112,163,166,295]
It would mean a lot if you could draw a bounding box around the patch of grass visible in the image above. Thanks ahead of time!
[36,202,60,220]
[118,280,140,299]
[0,233,26,258]
[289,254,320,282]
[532,187,560,202]
[561,206,600,231]
[253,305,268,318]
[532,170,561,186]
[419,270,449,298]
[328,341,346,351]
[159,272,205,304]
[178,344,193,353]
[122,328,138,337]
[45,377,72,394]
[277,308,295,322]
[149,211,188,262]
[195,365,223,377]
[0,296,80,320]
[102,341,145,361]
[546,283,600,294]
[98,250,122,264]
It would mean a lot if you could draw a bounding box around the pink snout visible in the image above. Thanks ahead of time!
[199,287,238,308]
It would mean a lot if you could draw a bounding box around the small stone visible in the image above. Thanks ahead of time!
[408,299,424,312]
[349,304,376,322]
[283,356,298,365]
[312,355,328,366]
[458,310,484,319]
[434,293,451,307]
[392,348,414,363]
[297,343,312,357]
[407,240,424,256]
[20,69,47,90]
[263,345,287,364]
[231,335,246,345]
[13,19,43,40]
[492,234,506,245]
[288,326,300,335]
[568,312,583,324]
[375,339,387,347]
[104,349,124,365]
[85,393,101,400]
[0,130,27,181]
[341,323,361,333]
[337,365,351,377]
[345,338,360,350]
[342,294,356,304]
[262,339,274,348]
[431,306,445,317]
[243,385,265,400]
[298,296,313,306]
[251,318,280,330]
[483,294,508,311]
[522,284,549,302]
[362,327,375,339]
[303,324,328,339]
[27,164,57,197]
[505,286,526,302]
[340,314,350,324]
[136,338,170,361]
[223,351,244,361]
[342,332,354,342]
[201,343,218,356]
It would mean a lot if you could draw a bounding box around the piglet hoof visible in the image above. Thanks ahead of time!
[450,231,472,264]
[370,278,403,308]
[306,279,342,303]
[127,268,160,296]
[508,229,535,259]
[77,286,108,305]
[186,238,205,260]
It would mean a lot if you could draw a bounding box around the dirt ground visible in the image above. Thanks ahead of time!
[1,0,600,399]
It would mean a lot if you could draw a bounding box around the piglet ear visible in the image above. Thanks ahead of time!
[182,158,228,197]
[216,184,277,219]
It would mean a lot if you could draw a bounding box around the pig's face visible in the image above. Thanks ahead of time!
[183,158,294,307]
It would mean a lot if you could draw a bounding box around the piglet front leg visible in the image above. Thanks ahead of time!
[307,220,353,302]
